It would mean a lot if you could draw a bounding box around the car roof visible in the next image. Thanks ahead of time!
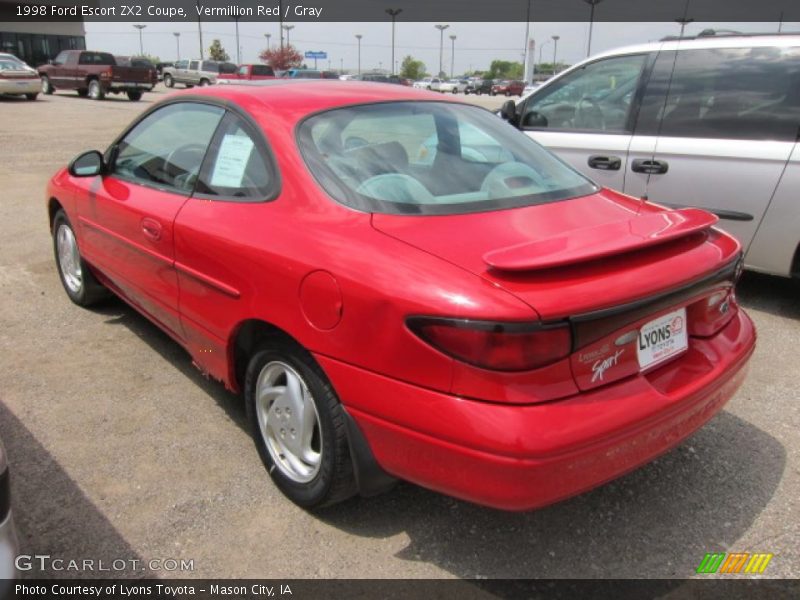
[167,80,466,121]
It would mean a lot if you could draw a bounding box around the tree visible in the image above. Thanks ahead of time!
[400,55,425,81]
[487,59,524,80]
[208,39,230,62]
[258,44,303,71]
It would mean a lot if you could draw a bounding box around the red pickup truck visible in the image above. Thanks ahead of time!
[38,50,156,101]
[217,64,276,82]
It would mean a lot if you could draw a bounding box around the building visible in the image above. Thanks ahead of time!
[0,0,86,66]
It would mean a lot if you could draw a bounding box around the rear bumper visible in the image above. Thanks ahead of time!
[107,82,153,92]
[317,309,755,510]
[0,79,39,95]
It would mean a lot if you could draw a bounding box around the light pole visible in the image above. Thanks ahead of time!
[355,34,363,75]
[551,35,560,76]
[449,34,456,78]
[340,57,344,73]
[385,8,402,76]
[173,32,181,60]
[583,0,604,57]
[675,17,694,38]
[196,0,204,59]
[265,33,271,50]
[537,38,551,75]
[133,24,146,56]
[234,16,240,64]
[282,25,294,47]
[435,24,449,77]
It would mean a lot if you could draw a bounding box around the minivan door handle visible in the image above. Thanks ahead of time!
[631,158,669,174]
[587,155,622,171]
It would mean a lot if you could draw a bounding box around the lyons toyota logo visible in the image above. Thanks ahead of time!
[696,552,773,574]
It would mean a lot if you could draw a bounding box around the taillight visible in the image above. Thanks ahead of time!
[408,317,572,371]
[100,69,111,79]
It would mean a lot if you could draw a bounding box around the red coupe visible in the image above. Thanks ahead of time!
[48,81,755,511]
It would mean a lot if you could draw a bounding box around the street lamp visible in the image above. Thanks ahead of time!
[233,16,240,64]
[265,33,271,50]
[385,8,402,76]
[537,38,551,75]
[282,25,294,47]
[551,35,560,75]
[196,0,204,59]
[583,0,604,57]
[434,24,449,77]
[133,24,146,56]
[675,17,694,38]
[449,34,456,79]
[173,32,181,61]
[355,34,363,75]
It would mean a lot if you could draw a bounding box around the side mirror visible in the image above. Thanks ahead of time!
[500,99,517,124]
[522,110,548,129]
[68,150,105,177]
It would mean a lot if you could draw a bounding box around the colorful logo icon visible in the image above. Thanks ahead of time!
[696,552,773,574]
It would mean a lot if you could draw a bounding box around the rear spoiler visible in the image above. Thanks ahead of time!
[483,208,718,272]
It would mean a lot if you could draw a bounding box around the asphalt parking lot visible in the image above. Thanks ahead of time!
[1,84,798,580]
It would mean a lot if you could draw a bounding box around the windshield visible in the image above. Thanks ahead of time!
[297,101,596,215]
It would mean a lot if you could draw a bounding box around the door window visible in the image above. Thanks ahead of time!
[635,47,800,141]
[52,51,68,65]
[175,60,188,69]
[112,102,225,193]
[195,114,277,200]
[521,53,648,132]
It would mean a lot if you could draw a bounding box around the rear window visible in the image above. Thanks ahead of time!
[79,52,115,65]
[297,101,596,215]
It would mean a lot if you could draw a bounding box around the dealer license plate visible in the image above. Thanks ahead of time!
[637,308,688,371]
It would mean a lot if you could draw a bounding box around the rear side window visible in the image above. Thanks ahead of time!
[636,47,800,141]
[195,113,277,201]
[79,52,115,65]
[521,53,648,133]
[251,64,274,76]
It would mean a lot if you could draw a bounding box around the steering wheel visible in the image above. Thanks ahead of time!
[163,144,208,189]
[480,162,546,199]
[356,174,435,204]
[574,95,606,130]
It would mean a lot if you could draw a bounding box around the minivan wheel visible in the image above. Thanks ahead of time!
[52,210,109,307]
[88,80,105,100]
[41,76,53,94]
[164,74,174,88]
[245,339,357,509]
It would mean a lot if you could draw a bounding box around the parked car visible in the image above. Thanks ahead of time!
[439,79,467,94]
[465,79,495,95]
[48,81,754,511]
[281,68,322,79]
[38,50,155,101]
[0,52,39,100]
[501,32,800,278]
[217,63,276,82]
[492,80,525,96]
[0,437,19,588]
[162,59,237,88]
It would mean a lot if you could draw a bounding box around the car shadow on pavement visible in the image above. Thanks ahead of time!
[315,411,785,578]
[736,271,800,320]
[0,402,154,579]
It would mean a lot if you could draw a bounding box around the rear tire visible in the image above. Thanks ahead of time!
[245,338,357,509]
[163,74,174,88]
[41,76,53,95]
[127,90,143,101]
[52,210,109,307]
[199,78,210,87]
[25,93,38,101]
[87,79,105,100]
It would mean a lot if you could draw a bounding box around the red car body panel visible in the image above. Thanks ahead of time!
[47,82,756,510]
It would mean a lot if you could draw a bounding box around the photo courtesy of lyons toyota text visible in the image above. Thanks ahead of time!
[1,0,799,596]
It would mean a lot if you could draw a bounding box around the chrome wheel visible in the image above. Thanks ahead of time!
[56,224,82,293]
[255,361,322,483]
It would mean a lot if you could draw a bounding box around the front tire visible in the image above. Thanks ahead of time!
[52,210,109,307]
[87,79,105,100]
[25,93,38,101]
[245,338,356,509]
[163,73,174,88]
[41,76,53,94]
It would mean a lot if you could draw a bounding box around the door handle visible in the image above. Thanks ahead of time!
[587,155,622,171]
[631,158,669,175]
[141,218,162,242]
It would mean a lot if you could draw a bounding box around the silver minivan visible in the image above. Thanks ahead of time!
[505,33,800,278]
